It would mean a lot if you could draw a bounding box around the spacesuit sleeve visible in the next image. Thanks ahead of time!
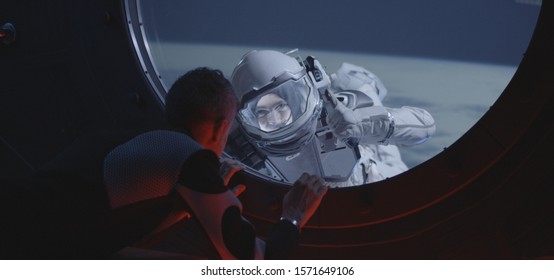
[386,105,436,146]
[330,63,436,146]
[330,63,388,101]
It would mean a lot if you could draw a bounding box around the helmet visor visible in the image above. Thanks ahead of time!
[239,77,312,134]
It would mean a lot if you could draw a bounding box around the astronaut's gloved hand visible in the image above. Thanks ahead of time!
[326,93,395,144]
[326,93,360,139]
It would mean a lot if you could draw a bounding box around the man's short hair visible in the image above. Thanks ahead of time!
[165,67,237,129]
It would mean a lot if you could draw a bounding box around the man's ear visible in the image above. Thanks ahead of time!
[212,118,230,141]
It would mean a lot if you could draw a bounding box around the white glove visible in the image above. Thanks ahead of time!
[326,93,394,144]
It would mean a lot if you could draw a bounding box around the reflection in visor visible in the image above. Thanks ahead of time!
[239,77,310,133]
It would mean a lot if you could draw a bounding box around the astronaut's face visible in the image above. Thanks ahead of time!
[255,93,293,132]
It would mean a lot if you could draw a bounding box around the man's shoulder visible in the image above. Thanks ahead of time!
[129,129,201,150]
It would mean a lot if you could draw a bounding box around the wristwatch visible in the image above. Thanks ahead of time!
[280,216,300,232]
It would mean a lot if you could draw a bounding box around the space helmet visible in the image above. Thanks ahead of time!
[231,50,322,157]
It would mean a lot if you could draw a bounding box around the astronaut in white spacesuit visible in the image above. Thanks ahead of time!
[229,49,435,187]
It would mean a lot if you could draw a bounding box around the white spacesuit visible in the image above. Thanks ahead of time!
[230,50,435,187]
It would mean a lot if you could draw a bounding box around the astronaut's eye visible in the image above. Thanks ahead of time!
[274,103,289,112]
[255,109,269,119]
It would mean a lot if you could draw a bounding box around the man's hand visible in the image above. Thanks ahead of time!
[281,173,328,228]
[220,158,247,197]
